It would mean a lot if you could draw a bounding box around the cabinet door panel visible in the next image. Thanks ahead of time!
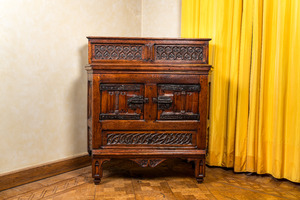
[100,84,145,120]
[157,84,200,120]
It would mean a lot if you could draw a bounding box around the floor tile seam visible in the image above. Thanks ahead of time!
[40,172,91,186]
[281,190,300,199]
[218,182,290,199]
[39,182,91,200]
[130,177,137,200]
[198,183,217,200]
[94,183,96,200]
[0,186,45,200]
[6,177,90,200]
[163,179,181,199]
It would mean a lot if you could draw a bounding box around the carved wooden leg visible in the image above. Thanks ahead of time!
[196,177,204,183]
[92,158,110,184]
[188,158,205,183]
[195,158,205,183]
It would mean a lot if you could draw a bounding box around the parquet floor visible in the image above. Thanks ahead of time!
[0,159,299,200]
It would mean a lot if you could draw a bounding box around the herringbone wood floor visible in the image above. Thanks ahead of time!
[0,159,299,200]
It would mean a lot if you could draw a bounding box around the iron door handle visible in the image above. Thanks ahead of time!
[152,96,173,110]
[127,96,149,110]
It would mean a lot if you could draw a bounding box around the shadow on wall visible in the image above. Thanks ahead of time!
[70,44,88,156]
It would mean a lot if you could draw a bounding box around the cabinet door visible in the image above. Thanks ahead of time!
[156,84,200,120]
[100,84,146,120]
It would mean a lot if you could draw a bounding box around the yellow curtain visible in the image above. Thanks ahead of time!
[182,0,300,183]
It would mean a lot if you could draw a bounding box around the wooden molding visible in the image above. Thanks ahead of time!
[0,154,91,191]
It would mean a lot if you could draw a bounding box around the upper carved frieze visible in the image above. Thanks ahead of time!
[155,45,203,61]
[94,45,143,60]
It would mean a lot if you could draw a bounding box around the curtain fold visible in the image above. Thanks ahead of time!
[181,0,300,183]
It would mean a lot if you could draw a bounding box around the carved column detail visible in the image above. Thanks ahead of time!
[188,158,205,183]
[88,127,92,156]
[92,159,110,184]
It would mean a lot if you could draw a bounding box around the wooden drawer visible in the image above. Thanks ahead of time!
[153,42,208,64]
[88,37,210,64]
[101,131,197,148]
[91,43,147,63]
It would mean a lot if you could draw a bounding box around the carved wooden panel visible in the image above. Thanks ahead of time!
[100,84,141,91]
[88,37,210,64]
[94,44,144,61]
[130,159,166,168]
[107,133,192,145]
[100,84,144,120]
[103,131,196,146]
[155,45,204,62]
[157,84,200,120]
[160,85,200,92]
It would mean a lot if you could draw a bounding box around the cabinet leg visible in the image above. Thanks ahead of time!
[92,158,110,184]
[188,157,205,184]
[196,177,204,183]
[94,177,101,185]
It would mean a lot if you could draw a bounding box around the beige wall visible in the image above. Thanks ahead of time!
[0,0,181,174]
[142,0,181,37]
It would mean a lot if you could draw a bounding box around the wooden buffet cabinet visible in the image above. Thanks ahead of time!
[85,37,211,184]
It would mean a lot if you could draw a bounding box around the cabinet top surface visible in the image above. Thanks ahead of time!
[87,36,211,41]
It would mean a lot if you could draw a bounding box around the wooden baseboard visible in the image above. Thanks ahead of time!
[0,154,91,191]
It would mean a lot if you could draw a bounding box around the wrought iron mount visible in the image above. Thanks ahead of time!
[127,95,149,110]
[153,96,173,110]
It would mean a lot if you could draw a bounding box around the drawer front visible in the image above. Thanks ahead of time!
[92,43,146,63]
[102,131,197,147]
[153,44,208,64]
[91,43,208,64]
[156,84,200,120]
[88,37,210,64]
[100,84,146,120]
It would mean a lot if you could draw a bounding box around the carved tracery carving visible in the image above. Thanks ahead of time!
[155,45,203,61]
[95,45,143,60]
[106,133,193,145]
[130,159,166,167]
